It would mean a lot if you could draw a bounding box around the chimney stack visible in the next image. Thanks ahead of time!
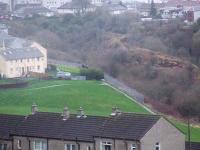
[76,107,87,118]
[110,107,122,116]
[31,103,38,115]
[62,107,70,120]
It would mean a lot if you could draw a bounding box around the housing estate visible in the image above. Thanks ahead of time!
[0,105,186,150]
[0,31,47,78]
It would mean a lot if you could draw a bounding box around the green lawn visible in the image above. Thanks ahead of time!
[0,80,148,116]
[0,79,199,142]
[173,121,200,142]
[56,65,80,74]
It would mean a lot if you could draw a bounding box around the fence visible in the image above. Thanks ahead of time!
[0,82,28,89]
[104,74,145,104]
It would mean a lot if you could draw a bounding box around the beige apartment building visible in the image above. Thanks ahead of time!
[0,42,47,78]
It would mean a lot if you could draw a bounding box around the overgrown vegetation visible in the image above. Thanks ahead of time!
[6,10,200,120]
[80,68,104,80]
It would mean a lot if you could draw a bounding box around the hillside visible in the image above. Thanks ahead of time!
[5,11,200,124]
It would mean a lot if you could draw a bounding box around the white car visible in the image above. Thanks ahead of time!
[56,71,71,79]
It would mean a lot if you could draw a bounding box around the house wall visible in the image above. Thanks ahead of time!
[194,11,200,22]
[49,139,94,150]
[140,117,185,150]
[4,56,46,78]
[57,8,75,14]
[0,42,47,78]
[0,140,12,150]
[13,136,29,150]
[0,55,7,77]
[31,42,47,71]
[95,138,139,150]
[13,136,94,150]
[42,0,70,9]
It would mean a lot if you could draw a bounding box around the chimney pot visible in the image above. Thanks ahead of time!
[110,107,121,116]
[77,107,87,118]
[31,103,38,115]
[62,107,70,120]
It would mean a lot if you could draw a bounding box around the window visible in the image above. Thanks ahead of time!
[65,144,76,150]
[0,144,7,150]
[17,140,22,149]
[155,142,160,150]
[37,65,40,70]
[33,141,47,150]
[87,146,91,150]
[10,68,13,73]
[131,144,137,150]
[101,142,112,150]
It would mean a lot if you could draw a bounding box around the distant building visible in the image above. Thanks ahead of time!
[0,105,186,150]
[103,2,128,15]
[0,33,47,78]
[0,24,8,34]
[0,2,9,13]
[57,0,96,14]
[15,0,42,5]
[13,3,54,18]
[42,0,70,10]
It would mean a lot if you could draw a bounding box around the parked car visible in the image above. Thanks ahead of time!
[56,71,71,80]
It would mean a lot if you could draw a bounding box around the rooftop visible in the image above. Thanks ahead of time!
[0,47,44,60]
[58,1,96,9]
[0,110,160,142]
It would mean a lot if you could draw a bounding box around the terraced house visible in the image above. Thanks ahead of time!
[0,32,47,78]
[0,105,187,150]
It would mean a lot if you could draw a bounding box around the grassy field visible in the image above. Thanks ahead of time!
[0,79,199,142]
[0,80,148,115]
[56,64,80,74]
[174,121,200,142]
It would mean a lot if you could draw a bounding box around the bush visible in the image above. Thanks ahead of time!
[47,64,57,71]
[80,68,104,80]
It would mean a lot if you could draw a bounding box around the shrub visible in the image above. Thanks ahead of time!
[80,68,104,80]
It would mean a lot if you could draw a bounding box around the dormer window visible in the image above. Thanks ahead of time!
[155,142,160,150]
[101,141,112,150]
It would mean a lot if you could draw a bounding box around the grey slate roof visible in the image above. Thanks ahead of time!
[10,112,160,142]
[14,5,52,15]
[103,2,127,11]
[0,32,28,48]
[58,1,95,9]
[186,142,200,150]
[0,47,44,60]
[0,114,25,140]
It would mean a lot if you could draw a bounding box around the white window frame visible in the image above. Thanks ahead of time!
[17,140,22,149]
[33,141,46,150]
[33,141,43,150]
[131,143,137,150]
[100,141,112,150]
[65,144,76,150]
[155,142,160,150]
[0,144,7,150]
[87,145,91,150]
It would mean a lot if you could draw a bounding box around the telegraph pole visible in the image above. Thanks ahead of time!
[187,116,191,150]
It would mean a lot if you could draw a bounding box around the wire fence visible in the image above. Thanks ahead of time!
[104,73,145,104]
